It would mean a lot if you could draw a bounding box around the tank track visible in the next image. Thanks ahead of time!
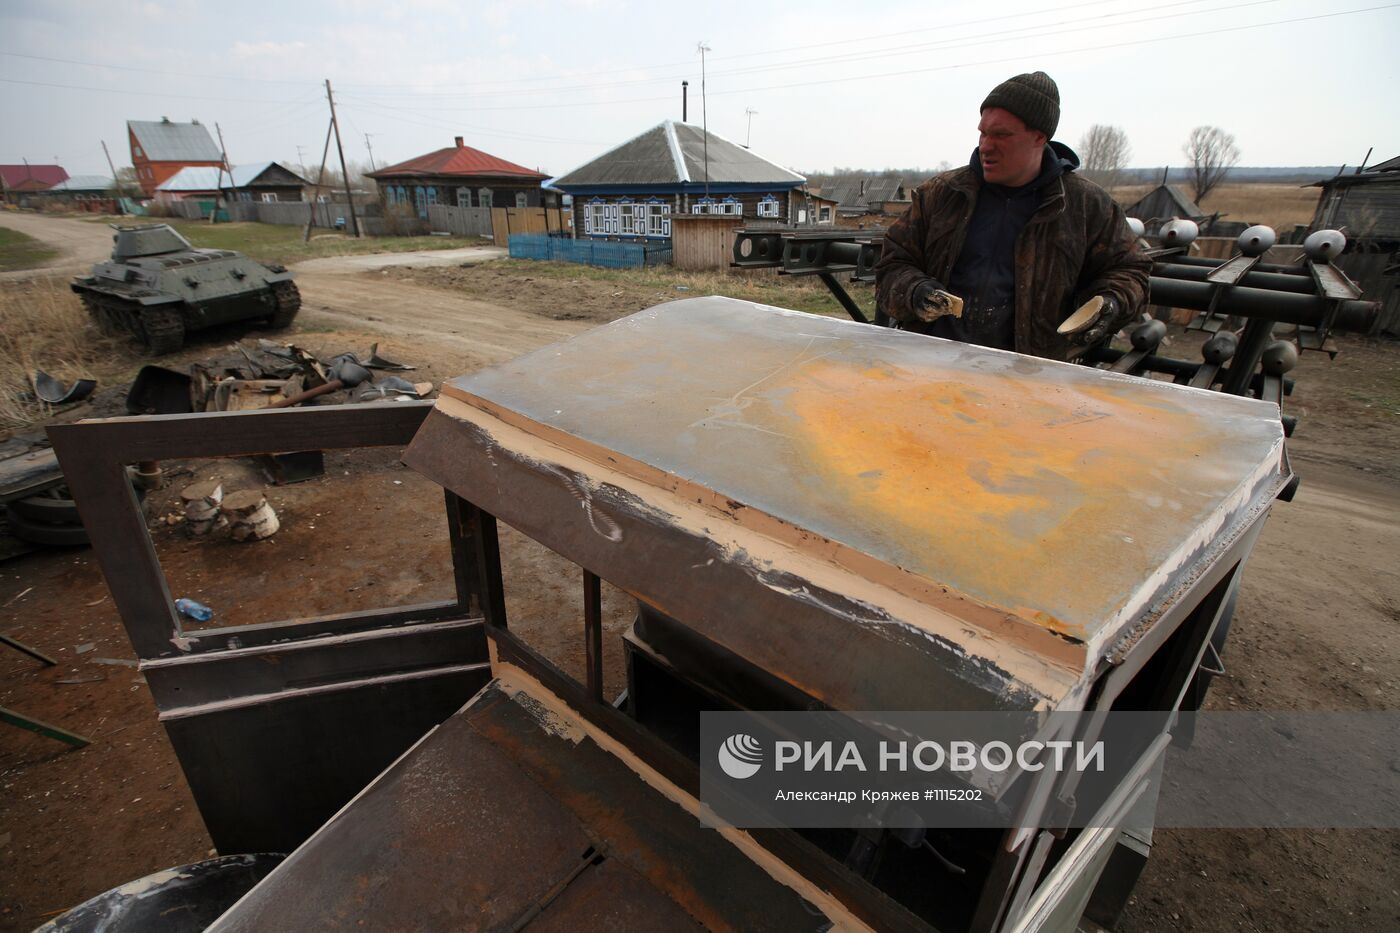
[77,291,184,355]
[78,291,134,338]
[268,280,301,329]
[140,306,185,355]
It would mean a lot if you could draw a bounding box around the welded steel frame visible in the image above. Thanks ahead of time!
[731,228,1381,391]
[47,403,492,854]
[405,392,1289,932]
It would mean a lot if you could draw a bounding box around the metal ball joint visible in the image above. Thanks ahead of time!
[1303,229,1346,262]
[1236,224,1276,257]
[1160,218,1199,248]
[1201,331,1238,365]
[1261,340,1299,376]
[1130,319,1168,351]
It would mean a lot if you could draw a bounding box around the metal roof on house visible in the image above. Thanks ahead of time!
[157,162,306,192]
[820,175,908,212]
[1366,154,1400,173]
[45,175,113,192]
[0,164,69,189]
[128,119,223,162]
[367,138,546,180]
[552,121,804,188]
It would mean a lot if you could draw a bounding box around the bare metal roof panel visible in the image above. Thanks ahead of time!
[128,120,223,162]
[553,121,803,188]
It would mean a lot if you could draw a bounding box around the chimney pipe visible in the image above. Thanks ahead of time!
[682,81,688,122]
[454,136,464,148]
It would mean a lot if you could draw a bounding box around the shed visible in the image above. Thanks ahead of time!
[155,163,308,203]
[367,137,549,219]
[1307,157,1400,334]
[551,120,804,241]
[1124,184,1207,228]
[128,118,224,197]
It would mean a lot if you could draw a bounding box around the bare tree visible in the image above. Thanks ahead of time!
[1078,124,1131,191]
[1182,125,1240,203]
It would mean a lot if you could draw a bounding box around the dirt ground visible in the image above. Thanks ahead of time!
[1,222,1398,930]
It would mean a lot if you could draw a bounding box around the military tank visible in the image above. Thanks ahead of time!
[71,224,300,355]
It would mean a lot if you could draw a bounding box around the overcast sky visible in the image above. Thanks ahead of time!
[2,0,1396,180]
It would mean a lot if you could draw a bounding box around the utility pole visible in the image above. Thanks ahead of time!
[101,140,126,214]
[745,107,758,149]
[325,79,361,238]
[697,42,711,197]
[296,145,308,178]
[363,133,378,174]
[303,116,334,243]
[212,122,232,224]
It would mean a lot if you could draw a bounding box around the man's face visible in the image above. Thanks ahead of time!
[978,108,1047,187]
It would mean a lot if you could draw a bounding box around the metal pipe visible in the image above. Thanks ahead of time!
[1154,263,1316,294]
[1168,255,1308,276]
[1146,278,1377,331]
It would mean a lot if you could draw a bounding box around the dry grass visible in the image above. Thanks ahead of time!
[1112,182,1320,231]
[0,277,140,435]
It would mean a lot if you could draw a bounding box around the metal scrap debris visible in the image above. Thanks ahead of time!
[32,371,97,405]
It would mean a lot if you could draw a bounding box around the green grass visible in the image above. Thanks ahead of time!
[489,259,877,319]
[0,225,60,272]
[81,215,490,266]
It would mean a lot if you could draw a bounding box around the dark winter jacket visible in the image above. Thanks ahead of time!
[875,141,1149,362]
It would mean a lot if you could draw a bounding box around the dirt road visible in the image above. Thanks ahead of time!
[292,269,592,368]
[0,211,115,279]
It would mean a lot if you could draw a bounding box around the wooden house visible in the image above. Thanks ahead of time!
[550,121,805,241]
[0,164,68,200]
[155,162,308,203]
[128,118,224,197]
[367,137,549,219]
[819,175,910,218]
[1307,157,1400,334]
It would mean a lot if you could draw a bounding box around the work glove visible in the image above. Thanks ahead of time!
[911,279,965,323]
[1063,295,1120,346]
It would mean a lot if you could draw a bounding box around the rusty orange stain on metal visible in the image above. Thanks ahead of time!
[771,359,1236,637]
[439,297,1285,646]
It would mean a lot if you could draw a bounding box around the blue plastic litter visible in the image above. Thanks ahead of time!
[174,598,213,622]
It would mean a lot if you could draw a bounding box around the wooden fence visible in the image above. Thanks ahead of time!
[671,215,746,271]
[427,204,493,237]
[490,207,570,247]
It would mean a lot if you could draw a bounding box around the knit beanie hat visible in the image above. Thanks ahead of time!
[981,71,1060,138]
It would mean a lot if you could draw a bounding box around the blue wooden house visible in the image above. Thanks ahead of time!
[550,121,804,241]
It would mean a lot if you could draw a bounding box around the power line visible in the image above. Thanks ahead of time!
[331,0,1144,92]
[343,0,1231,101]
[0,49,321,84]
[0,76,309,103]
[702,2,1400,100]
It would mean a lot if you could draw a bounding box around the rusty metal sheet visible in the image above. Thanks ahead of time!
[432,297,1285,657]
[209,680,839,931]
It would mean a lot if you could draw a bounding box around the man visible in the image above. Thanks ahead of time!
[875,71,1149,361]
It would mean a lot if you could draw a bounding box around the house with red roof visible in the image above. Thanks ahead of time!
[365,136,548,219]
[0,164,69,199]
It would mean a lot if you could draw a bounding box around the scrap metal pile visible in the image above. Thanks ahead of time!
[126,339,432,416]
